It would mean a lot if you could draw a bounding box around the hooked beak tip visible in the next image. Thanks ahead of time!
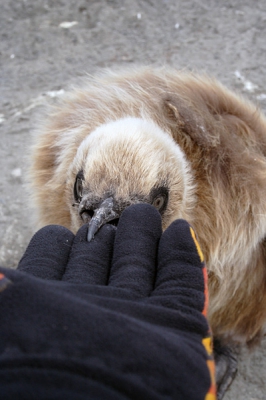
[87,218,99,242]
[87,230,94,242]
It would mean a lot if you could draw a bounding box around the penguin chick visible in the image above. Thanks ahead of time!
[30,67,266,350]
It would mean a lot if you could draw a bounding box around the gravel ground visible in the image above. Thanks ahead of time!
[1,1,266,398]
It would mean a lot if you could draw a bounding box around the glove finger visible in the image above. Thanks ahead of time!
[18,225,75,280]
[152,219,207,314]
[109,204,162,297]
[62,223,116,284]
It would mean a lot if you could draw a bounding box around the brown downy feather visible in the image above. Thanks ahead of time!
[29,67,266,346]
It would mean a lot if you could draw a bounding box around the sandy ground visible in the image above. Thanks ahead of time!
[1,0,266,398]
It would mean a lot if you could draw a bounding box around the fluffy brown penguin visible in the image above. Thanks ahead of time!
[29,67,266,397]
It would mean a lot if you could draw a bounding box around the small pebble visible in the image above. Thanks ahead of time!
[257,94,266,101]
[11,168,22,178]
[59,21,78,29]
[46,89,65,98]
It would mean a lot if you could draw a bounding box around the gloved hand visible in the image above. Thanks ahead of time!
[0,204,216,400]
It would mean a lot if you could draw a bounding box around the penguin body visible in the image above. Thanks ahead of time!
[30,68,266,345]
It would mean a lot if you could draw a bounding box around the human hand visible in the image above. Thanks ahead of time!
[0,204,216,400]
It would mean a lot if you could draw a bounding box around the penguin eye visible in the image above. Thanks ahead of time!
[74,170,84,203]
[152,195,166,211]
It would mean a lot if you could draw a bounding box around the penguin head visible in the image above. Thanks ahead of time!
[67,117,195,240]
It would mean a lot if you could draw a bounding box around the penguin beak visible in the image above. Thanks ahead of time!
[86,197,119,242]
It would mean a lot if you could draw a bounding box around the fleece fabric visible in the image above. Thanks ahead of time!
[0,204,216,399]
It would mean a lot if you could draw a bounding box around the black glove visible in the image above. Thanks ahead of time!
[0,204,216,400]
